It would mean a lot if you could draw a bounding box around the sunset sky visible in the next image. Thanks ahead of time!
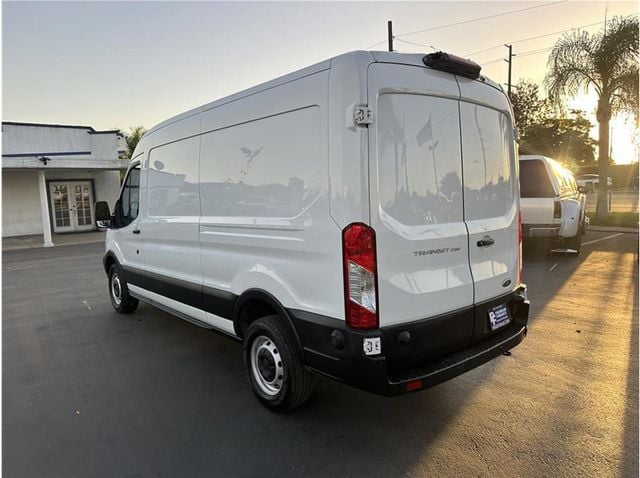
[3,1,638,163]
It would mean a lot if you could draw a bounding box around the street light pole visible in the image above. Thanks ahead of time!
[388,20,394,52]
[505,44,514,98]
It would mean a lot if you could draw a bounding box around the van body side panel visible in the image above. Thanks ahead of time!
[327,52,373,229]
[457,79,519,306]
[198,71,345,322]
[139,133,204,309]
[367,63,475,329]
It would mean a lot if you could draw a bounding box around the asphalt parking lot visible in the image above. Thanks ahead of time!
[3,231,638,478]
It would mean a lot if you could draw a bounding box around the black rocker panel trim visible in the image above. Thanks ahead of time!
[121,265,237,320]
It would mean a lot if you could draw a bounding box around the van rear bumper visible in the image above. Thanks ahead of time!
[288,286,529,397]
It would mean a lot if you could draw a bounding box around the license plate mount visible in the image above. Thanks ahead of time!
[488,303,511,331]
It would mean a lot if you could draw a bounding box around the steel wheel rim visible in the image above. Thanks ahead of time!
[250,335,284,396]
[111,273,122,306]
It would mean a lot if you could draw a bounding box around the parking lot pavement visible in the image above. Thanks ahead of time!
[3,232,638,478]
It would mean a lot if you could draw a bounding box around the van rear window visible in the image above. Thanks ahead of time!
[519,160,555,198]
[376,93,464,226]
[460,103,515,221]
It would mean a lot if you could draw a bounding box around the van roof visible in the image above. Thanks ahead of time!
[144,50,504,140]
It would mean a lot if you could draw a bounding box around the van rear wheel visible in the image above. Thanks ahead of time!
[108,264,139,313]
[243,315,314,411]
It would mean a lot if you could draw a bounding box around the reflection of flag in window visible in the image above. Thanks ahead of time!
[416,117,433,147]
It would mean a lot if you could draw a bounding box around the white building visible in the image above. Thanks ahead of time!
[2,122,129,246]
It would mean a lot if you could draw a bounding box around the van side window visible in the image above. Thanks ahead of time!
[120,165,140,226]
[148,137,200,217]
[519,160,554,197]
[460,104,515,220]
[199,107,321,218]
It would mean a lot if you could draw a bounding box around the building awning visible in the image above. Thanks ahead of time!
[2,157,129,170]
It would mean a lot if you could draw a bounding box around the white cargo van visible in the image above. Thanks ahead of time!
[97,51,530,410]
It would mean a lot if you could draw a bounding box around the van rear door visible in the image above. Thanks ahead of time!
[367,63,475,349]
[457,80,519,341]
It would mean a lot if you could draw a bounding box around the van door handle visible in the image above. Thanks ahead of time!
[477,236,494,247]
[132,229,141,235]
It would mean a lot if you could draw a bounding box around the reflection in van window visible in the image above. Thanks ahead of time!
[461,103,514,220]
[519,160,555,197]
[121,166,140,224]
[199,107,321,218]
[148,137,200,217]
[377,94,463,226]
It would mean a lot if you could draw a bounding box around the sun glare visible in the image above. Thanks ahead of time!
[568,92,638,165]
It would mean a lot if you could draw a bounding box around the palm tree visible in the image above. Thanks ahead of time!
[545,16,638,219]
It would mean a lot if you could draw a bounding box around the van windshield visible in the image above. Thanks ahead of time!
[519,160,555,197]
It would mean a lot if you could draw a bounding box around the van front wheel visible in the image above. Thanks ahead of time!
[243,315,314,411]
[108,264,139,313]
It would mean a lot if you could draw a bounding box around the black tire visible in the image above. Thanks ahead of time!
[563,231,582,255]
[243,315,314,411]
[108,263,139,313]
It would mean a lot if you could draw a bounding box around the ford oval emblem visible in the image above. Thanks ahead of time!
[502,279,512,288]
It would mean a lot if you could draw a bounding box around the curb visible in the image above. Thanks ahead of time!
[2,237,105,252]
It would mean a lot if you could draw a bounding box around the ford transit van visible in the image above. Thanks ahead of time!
[98,51,530,410]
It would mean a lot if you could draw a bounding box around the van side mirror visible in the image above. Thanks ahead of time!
[95,201,111,228]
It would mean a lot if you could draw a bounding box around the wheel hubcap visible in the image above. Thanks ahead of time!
[250,335,284,396]
[111,273,122,306]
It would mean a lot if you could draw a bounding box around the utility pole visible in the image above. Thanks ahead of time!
[388,20,394,52]
[505,44,514,98]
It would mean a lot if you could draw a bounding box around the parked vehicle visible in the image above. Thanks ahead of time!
[519,155,587,254]
[575,173,612,192]
[97,51,530,410]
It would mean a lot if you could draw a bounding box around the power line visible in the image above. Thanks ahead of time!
[464,21,605,57]
[394,0,566,38]
[464,12,638,57]
[365,39,387,50]
[515,47,553,58]
[480,58,505,66]
[393,38,439,51]
[479,47,552,68]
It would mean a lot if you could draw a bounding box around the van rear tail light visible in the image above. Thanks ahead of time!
[553,200,562,218]
[518,211,523,285]
[342,223,379,329]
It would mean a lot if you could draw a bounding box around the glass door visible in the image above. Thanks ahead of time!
[49,181,95,233]
[50,182,74,233]
[72,182,95,231]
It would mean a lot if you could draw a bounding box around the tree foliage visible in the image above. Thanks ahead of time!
[519,111,598,170]
[544,15,639,217]
[510,80,550,134]
[122,126,146,160]
[545,16,638,120]
[511,80,596,168]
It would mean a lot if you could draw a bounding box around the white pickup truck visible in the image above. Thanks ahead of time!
[519,155,588,254]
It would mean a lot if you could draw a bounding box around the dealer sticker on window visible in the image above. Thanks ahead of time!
[488,304,511,331]
[363,337,381,356]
